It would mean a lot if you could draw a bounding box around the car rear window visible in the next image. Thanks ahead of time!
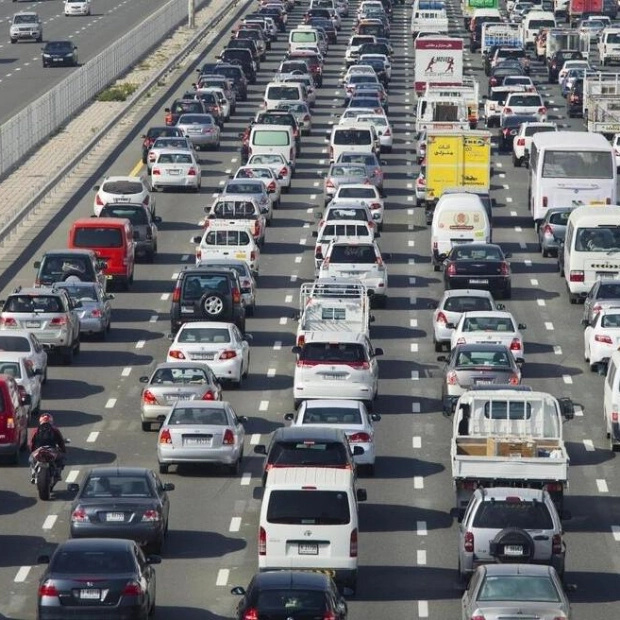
[291,31,318,42]
[508,95,542,107]
[226,182,263,195]
[205,230,251,246]
[82,475,153,498]
[303,407,362,424]
[213,201,257,218]
[182,275,230,299]
[56,284,98,302]
[473,500,553,529]
[326,208,368,222]
[177,327,231,344]
[267,86,301,100]
[455,350,511,368]
[337,187,376,199]
[147,127,183,139]
[299,342,367,363]
[462,317,514,332]
[329,245,377,263]
[267,490,351,524]
[0,336,30,352]
[443,296,493,312]
[73,227,123,248]
[601,313,620,327]
[152,367,209,384]
[179,114,214,125]
[5,295,62,313]
[333,129,372,146]
[252,130,290,146]
[478,575,560,603]
[156,153,193,164]
[524,125,555,137]
[339,153,377,166]
[172,101,203,114]
[321,224,371,239]
[256,589,326,612]
[51,550,135,574]
[168,406,227,425]
[599,283,620,298]
[101,181,143,195]
[41,256,90,278]
[547,211,571,225]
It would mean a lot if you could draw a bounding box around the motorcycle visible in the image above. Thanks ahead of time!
[31,439,70,501]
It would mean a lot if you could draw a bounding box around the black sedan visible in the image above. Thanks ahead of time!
[231,571,349,620]
[487,63,525,93]
[443,243,512,299]
[140,126,184,163]
[37,538,159,620]
[498,114,538,152]
[68,467,174,553]
[41,40,78,68]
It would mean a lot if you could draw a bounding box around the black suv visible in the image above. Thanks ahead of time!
[218,49,257,84]
[34,249,107,289]
[198,63,248,101]
[170,267,246,334]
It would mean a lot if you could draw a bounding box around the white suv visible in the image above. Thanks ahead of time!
[500,91,547,124]
[292,332,383,409]
[512,121,557,167]
[318,238,388,307]
[484,86,525,128]
[9,11,42,43]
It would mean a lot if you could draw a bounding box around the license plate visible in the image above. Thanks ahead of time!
[105,275,113,280]
[164,393,191,401]
[105,512,125,522]
[25,321,40,328]
[191,353,214,360]
[503,545,523,556]
[53,58,63,62]
[322,374,346,380]
[298,543,318,555]
[475,379,493,385]
[235,253,248,259]
[597,272,618,279]
[469,279,489,285]
[167,169,181,175]
[184,437,212,446]
[181,307,194,314]
[80,589,101,600]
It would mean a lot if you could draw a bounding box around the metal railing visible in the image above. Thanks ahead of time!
[0,0,208,177]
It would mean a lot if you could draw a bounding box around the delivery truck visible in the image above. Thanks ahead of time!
[414,36,464,95]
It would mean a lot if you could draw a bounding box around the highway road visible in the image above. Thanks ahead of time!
[0,0,196,126]
[0,0,619,619]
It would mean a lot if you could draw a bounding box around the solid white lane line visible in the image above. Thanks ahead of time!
[240,473,251,486]
[121,367,131,377]
[229,517,242,532]
[42,515,57,530]
[105,398,117,408]
[414,476,424,489]
[413,436,422,448]
[418,600,429,617]
[216,568,229,586]
[583,439,595,452]
[87,432,99,443]
[65,469,79,483]
[136,340,145,349]
[417,550,427,565]
[250,434,260,445]
[597,479,609,493]
[14,567,31,582]
[417,521,427,536]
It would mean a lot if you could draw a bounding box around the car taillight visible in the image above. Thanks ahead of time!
[552,533,563,555]
[502,128,510,136]
[326,179,335,189]
[350,528,358,557]
[349,432,371,443]
[142,390,158,405]
[595,334,613,344]
[509,374,520,385]
[490,77,497,85]
[470,615,486,620]
[71,506,88,522]
[219,350,237,360]
[543,224,553,236]
[223,429,235,445]
[39,582,59,597]
[95,194,105,206]
[500,262,510,275]
[297,334,306,347]
[202,127,215,134]
[142,509,161,522]
[250,251,256,262]
[172,286,181,302]
[122,581,144,596]
[569,271,584,282]
[510,338,522,351]
[202,390,216,401]
[50,317,66,326]
[188,168,197,176]
[258,527,266,555]
[323,612,337,620]
[165,114,173,125]
[152,168,161,175]
[570,95,579,103]
[516,138,525,146]
[90,309,102,318]
[538,107,547,114]
[446,370,458,385]
[267,181,276,192]
[383,127,391,136]
[0,317,17,327]
[253,221,260,237]
[542,196,548,208]
[232,288,241,303]
[329,146,333,159]
[447,263,457,276]
[244,609,259,620]
[436,311,448,325]
[168,350,186,360]
[279,166,288,177]
[303,114,311,121]
[503,107,513,115]
[370,202,381,210]
[159,429,172,444]
[464,531,474,553]
[593,304,603,315]
[456,337,466,345]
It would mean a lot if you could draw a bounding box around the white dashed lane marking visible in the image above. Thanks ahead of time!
[597,479,609,493]
[14,567,31,583]
[87,431,99,443]
[216,568,229,586]
[42,515,57,530]
[417,521,428,536]
[413,436,422,448]
[229,517,241,532]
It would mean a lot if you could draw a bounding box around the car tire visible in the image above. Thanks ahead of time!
[245,304,254,317]
[10,39,16,44]
[512,153,522,168]
[433,339,443,352]
[61,346,73,366]
[142,421,152,432]
[198,291,228,319]
[159,463,169,474]
[503,285,512,299]
[243,354,250,378]
[146,250,155,264]
[231,371,243,389]
[364,463,375,476]
[74,337,80,355]
[229,454,241,475]
[489,527,536,564]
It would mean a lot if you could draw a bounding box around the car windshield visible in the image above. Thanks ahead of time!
[462,317,515,332]
[177,327,231,344]
[444,296,493,312]
[168,407,227,425]
[300,342,367,363]
[152,367,209,384]
[266,490,351,524]
[452,247,503,260]
[100,206,148,225]
[0,361,21,379]
[303,407,362,424]
[51,550,135,574]
[5,295,62,313]
[472,500,553,529]
[0,336,30,352]
[478,576,561,603]
[256,590,326,612]
[455,350,511,368]
[82,475,153,498]
[15,14,37,24]
[101,181,143,195]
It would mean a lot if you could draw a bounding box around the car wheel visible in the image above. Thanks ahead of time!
[74,337,80,355]
[542,247,549,258]
[489,527,536,564]
[228,454,241,475]
[198,291,228,319]
[10,39,16,44]
[61,346,73,365]
[142,421,152,432]
[363,463,375,476]
[231,371,243,389]
[243,354,250,378]
[146,250,155,264]
[42,367,48,385]
[503,285,512,299]
[245,304,254,317]
[159,463,169,474]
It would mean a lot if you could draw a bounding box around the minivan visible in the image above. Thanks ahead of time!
[0,374,30,464]
[258,467,366,593]
[249,124,296,169]
[262,81,305,110]
[289,26,319,54]
[329,124,379,163]
[68,218,136,290]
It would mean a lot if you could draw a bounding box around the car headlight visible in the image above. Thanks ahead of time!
[43,53,51,57]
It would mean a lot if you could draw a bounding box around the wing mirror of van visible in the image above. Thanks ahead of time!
[253,445,267,455]
[558,397,575,420]
[356,488,367,501]
[518,323,527,330]
[33,261,41,269]
[191,235,202,244]
[284,413,295,421]
[292,345,302,355]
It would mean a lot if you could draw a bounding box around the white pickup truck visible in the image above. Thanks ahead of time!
[295,278,372,346]
[451,388,574,517]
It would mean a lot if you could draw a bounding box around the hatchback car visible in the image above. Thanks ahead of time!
[41,40,78,67]
[329,183,384,229]
[438,343,522,413]
[284,399,380,475]
[55,282,113,339]
[37,538,160,620]
[537,207,574,257]
[92,175,153,217]
[67,467,174,552]
[176,113,220,150]
[457,487,568,581]
[583,306,620,370]
[157,400,247,474]
[151,149,202,192]
[231,571,348,620]
[253,426,362,485]
[139,361,223,431]
[167,321,250,387]
[323,163,370,204]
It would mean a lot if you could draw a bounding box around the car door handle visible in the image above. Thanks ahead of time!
[533,535,549,541]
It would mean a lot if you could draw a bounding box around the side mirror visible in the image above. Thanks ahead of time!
[97,260,107,270]
[449,507,463,523]
[153,216,162,224]
[437,355,448,362]
[518,323,527,330]
[106,293,115,301]
[253,444,267,455]
[33,261,41,269]
[374,347,384,357]
[146,555,162,565]
[163,482,175,491]
[356,488,367,501]
[164,108,171,113]
[192,235,202,244]
[33,368,42,376]
[370,413,381,421]
[504,252,512,259]
[92,185,100,191]
[312,231,318,238]
[167,333,175,341]
[37,555,51,564]
[292,345,302,354]
[495,303,505,310]
[581,318,590,326]
[284,413,294,421]
[369,315,375,323]
[558,397,575,420]
[139,376,149,383]
[231,586,246,596]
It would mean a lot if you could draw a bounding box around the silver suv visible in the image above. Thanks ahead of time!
[456,487,569,583]
[0,287,81,365]
[9,12,42,44]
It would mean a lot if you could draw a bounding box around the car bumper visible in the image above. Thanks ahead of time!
[258,565,357,588]
[0,442,19,455]
[590,341,617,365]
[70,522,164,547]
[174,356,242,382]
[434,324,453,344]
[65,7,89,14]
[446,275,510,293]
[12,32,40,40]
[379,135,392,148]
[158,444,242,465]
[141,403,172,423]
[294,382,376,402]
[38,603,147,620]
[462,554,565,576]
[153,176,200,188]
[186,134,219,146]
[351,443,375,465]
[78,317,106,334]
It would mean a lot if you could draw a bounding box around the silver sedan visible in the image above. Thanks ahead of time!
[151,149,202,192]
[322,163,371,205]
[176,113,220,150]
[157,401,247,475]
[55,282,114,339]
[139,361,223,431]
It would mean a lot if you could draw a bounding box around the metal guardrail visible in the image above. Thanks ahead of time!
[0,0,209,178]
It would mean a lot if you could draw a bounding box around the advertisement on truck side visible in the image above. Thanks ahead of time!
[414,37,464,94]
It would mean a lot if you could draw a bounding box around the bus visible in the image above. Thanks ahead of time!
[529,132,616,227]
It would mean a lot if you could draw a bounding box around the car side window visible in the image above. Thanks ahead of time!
[135,546,148,572]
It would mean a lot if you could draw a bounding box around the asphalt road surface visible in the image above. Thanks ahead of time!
[0,0,618,619]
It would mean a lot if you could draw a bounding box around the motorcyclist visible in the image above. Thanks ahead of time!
[29,413,66,483]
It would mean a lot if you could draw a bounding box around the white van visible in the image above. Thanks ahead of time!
[329,123,379,163]
[410,8,449,37]
[430,193,491,270]
[599,28,620,66]
[249,124,296,169]
[562,205,620,303]
[259,467,367,592]
[603,350,620,450]
[262,81,305,110]
[529,131,616,227]
[521,11,556,48]
[289,26,319,54]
